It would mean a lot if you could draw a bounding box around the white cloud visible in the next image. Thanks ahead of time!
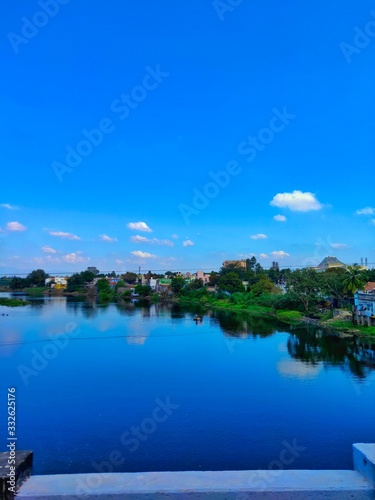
[100,234,118,242]
[274,214,287,222]
[250,233,268,240]
[356,207,375,215]
[131,250,156,258]
[62,252,86,263]
[42,246,57,254]
[49,231,80,240]
[270,190,323,212]
[1,203,18,210]
[127,221,152,232]
[183,239,194,247]
[271,250,290,258]
[171,234,178,239]
[115,259,124,265]
[130,235,174,247]
[259,253,269,258]
[6,221,26,231]
[330,242,349,249]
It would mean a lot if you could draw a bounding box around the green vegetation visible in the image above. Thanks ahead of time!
[97,278,114,302]
[9,269,49,290]
[322,319,375,336]
[0,297,30,307]
[276,310,304,324]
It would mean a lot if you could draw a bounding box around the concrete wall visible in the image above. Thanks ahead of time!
[13,444,375,500]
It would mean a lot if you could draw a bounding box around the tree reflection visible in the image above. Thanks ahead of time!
[214,310,278,338]
[287,328,375,379]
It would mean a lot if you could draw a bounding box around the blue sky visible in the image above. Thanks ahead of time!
[1,0,374,274]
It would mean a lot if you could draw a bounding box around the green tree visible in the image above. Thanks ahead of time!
[171,276,185,294]
[121,272,138,284]
[9,276,26,290]
[320,268,346,304]
[134,284,152,296]
[87,266,99,275]
[186,278,204,291]
[246,256,257,271]
[25,269,48,287]
[285,268,322,311]
[218,272,245,294]
[343,266,366,294]
[114,279,125,291]
[219,265,247,281]
[97,278,113,301]
[208,271,220,286]
[250,275,280,297]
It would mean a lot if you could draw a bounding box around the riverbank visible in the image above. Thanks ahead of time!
[177,296,375,338]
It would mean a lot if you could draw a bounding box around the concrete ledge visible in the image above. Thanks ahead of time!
[17,469,374,499]
[15,444,375,500]
[0,450,33,500]
[353,443,375,486]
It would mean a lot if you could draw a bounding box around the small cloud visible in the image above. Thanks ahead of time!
[171,234,178,239]
[130,235,174,247]
[62,252,87,263]
[183,239,194,247]
[1,203,18,210]
[131,250,156,258]
[131,235,149,243]
[6,221,26,231]
[270,190,323,212]
[330,242,349,249]
[371,219,375,226]
[127,221,152,232]
[250,233,268,240]
[100,234,118,243]
[271,250,290,258]
[259,253,269,258]
[115,259,124,265]
[42,246,57,254]
[274,214,287,222]
[356,207,375,215]
[49,231,80,240]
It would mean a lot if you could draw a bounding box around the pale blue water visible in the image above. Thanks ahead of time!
[0,295,374,475]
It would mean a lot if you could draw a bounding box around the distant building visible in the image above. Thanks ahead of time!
[364,282,375,293]
[45,276,68,289]
[149,278,158,290]
[196,270,210,284]
[222,260,247,269]
[354,283,375,326]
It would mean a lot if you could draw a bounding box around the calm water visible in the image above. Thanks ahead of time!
[1,294,375,475]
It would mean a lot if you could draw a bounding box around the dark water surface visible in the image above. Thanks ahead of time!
[1,295,374,475]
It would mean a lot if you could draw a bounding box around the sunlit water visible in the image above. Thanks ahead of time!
[1,294,374,475]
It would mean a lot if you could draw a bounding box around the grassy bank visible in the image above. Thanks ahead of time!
[178,293,375,336]
[178,295,304,325]
[322,318,375,337]
[0,297,30,307]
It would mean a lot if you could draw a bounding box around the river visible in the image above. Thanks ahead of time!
[0,294,374,475]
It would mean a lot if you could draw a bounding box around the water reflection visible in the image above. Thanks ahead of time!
[212,310,279,338]
[287,328,375,379]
